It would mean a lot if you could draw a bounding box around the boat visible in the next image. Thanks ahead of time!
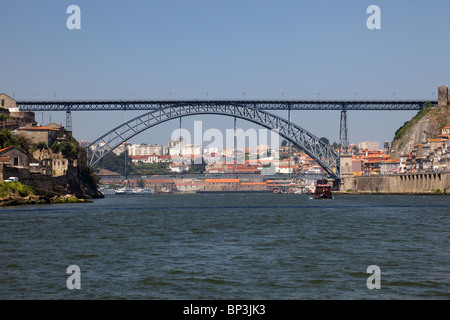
[273,187,283,194]
[314,179,333,199]
[159,187,171,194]
[115,187,135,195]
[132,188,152,194]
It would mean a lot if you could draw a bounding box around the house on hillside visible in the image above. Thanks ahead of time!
[15,126,59,147]
[0,146,30,168]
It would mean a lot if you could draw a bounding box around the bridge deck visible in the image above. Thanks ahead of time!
[16,100,435,111]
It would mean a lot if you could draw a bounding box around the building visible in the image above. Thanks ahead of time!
[438,85,449,107]
[174,180,204,192]
[358,141,380,151]
[239,182,271,192]
[380,159,400,175]
[0,146,30,168]
[204,179,240,191]
[128,143,164,156]
[441,126,450,138]
[143,179,176,193]
[16,126,59,147]
[169,144,202,156]
[170,163,190,173]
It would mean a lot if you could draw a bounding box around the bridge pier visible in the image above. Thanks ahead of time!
[339,153,354,191]
[339,107,349,153]
[66,110,72,133]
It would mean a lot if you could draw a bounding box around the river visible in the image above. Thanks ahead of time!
[0,193,448,300]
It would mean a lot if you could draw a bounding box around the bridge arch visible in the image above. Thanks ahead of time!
[86,103,340,179]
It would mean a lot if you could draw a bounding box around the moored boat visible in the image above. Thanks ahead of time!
[115,187,134,195]
[273,187,283,194]
[314,179,333,199]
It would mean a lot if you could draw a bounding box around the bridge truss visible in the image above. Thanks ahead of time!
[98,173,327,182]
[17,99,435,181]
[17,99,431,112]
[85,103,341,180]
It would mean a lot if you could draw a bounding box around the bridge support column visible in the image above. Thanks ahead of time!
[66,110,72,133]
[339,108,349,153]
[339,153,354,191]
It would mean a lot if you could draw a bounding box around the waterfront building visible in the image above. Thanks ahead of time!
[204,179,239,191]
[380,159,400,175]
[174,180,204,192]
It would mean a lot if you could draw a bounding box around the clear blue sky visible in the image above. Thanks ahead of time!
[1,0,449,148]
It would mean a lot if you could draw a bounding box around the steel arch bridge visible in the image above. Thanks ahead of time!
[86,103,341,179]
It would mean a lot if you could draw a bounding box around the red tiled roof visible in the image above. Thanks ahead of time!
[205,179,239,183]
[18,126,58,131]
[0,146,14,153]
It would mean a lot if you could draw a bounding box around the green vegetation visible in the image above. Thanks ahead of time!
[0,128,29,153]
[185,159,207,174]
[32,141,48,152]
[392,103,433,143]
[94,151,136,175]
[51,140,78,158]
[79,164,100,189]
[134,162,172,175]
[94,150,208,175]
[67,196,79,203]
[319,137,330,145]
[0,181,35,198]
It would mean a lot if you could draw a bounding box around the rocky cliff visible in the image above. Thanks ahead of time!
[390,104,449,158]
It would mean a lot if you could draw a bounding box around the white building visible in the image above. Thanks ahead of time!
[358,141,380,151]
[169,144,202,156]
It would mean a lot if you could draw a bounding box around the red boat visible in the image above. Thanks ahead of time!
[314,179,333,199]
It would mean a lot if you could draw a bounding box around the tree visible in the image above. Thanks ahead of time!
[319,137,330,145]
[187,158,206,174]
[33,142,48,151]
[0,128,29,153]
[136,179,145,188]
[331,142,340,149]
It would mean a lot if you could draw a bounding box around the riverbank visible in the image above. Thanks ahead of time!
[334,190,448,195]
[0,194,92,206]
[340,172,450,194]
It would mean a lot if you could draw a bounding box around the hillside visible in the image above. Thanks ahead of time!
[390,104,449,158]
[0,127,103,202]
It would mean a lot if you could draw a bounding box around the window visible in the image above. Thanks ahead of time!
[13,157,19,166]
[1,99,4,107]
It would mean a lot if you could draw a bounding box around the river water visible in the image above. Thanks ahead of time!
[0,193,448,300]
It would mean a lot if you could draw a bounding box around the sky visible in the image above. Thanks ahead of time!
[1,0,449,149]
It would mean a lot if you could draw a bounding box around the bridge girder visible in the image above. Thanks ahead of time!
[86,103,341,180]
[16,99,432,111]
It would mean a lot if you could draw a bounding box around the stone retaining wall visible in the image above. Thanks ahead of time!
[340,172,449,194]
